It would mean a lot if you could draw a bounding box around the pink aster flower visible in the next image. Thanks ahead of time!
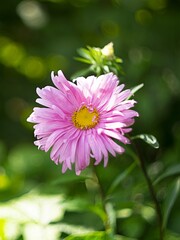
[27,71,138,175]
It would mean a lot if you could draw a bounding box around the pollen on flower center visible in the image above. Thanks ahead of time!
[72,106,99,129]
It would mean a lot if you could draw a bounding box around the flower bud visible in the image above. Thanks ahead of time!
[101,42,114,59]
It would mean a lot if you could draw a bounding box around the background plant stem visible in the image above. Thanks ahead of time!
[132,144,164,240]
[92,165,114,235]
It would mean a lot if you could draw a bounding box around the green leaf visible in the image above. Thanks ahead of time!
[74,57,92,64]
[77,48,94,61]
[154,164,180,184]
[162,177,180,229]
[131,83,144,95]
[63,198,91,212]
[0,193,65,224]
[131,134,159,149]
[105,202,116,233]
[57,223,95,235]
[23,223,60,240]
[65,232,138,240]
[89,205,107,223]
[115,57,123,63]
[0,219,6,240]
[115,235,137,240]
[103,65,110,73]
[107,162,136,194]
[164,230,180,240]
[64,231,111,240]
[88,46,102,62]
[127,83,144,99]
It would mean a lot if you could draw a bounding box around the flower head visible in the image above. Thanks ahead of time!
[27,71,138,175]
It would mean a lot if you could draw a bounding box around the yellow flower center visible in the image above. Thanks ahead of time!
[72,106,99,130]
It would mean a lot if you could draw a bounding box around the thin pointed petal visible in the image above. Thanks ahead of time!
[27,70,138,174]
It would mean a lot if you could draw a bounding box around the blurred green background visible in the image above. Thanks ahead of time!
[0,0,180,239]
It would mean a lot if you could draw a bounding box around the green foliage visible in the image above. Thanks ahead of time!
[64,231,110,240]
[154,164,180,185]
[107,162,136,195]
[64,231,137,240]
[0,193,65,240]
[162,178,180,229]
[127,83,144,100]
[131,134,160,149]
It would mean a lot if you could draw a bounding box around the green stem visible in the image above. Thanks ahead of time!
[132,146,164,240]
[92,165,112,234]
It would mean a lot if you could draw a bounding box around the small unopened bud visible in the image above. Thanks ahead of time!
[101,42,114,59]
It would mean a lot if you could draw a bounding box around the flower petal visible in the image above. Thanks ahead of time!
[27,71,138,174]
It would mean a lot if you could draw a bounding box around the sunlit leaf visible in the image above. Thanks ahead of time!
[3,221,20,240]
[23,223,60,240]
[64,231,111,240]
[0,193,65,224]
[58,223,94,235]
[162,177,180,229]
[106,202,116,233]
[154,164,180,184]
[131,134,159,149]
[0,219,6,240]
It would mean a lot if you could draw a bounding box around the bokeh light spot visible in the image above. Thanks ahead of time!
[135,9,152,25]
[20,56,46,80]
[101,20,120,38]
[47,55,69,72]
[5,98,27,121]
[0,41,25,67]
[148,0,167,10]
[117,208,133,218]
[16,0,48,29]
[0,169,10,190]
